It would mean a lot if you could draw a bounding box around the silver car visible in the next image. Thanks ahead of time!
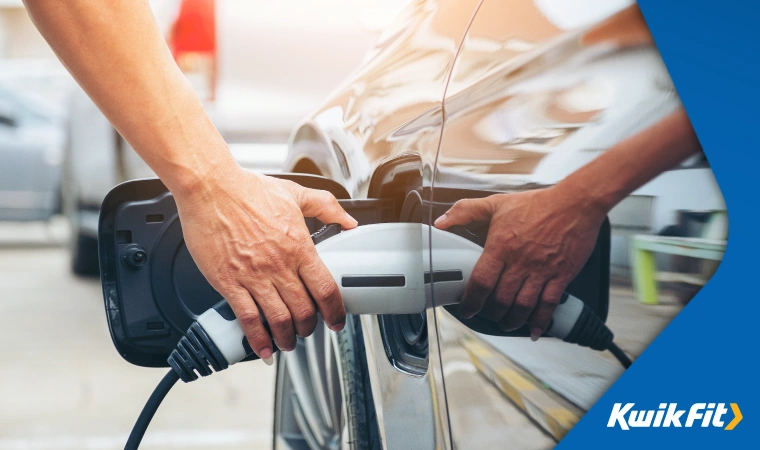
[274,0,724,448]
[0,85,63,222]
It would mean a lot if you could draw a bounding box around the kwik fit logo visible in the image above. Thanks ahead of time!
[608,403,742,430]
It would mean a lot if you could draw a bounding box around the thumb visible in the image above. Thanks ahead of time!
[296,187,358,229]
[434,197,495,229]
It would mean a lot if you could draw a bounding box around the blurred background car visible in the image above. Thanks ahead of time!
[0,83,64,222]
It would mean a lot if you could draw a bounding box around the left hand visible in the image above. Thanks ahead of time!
[434,186,606,339]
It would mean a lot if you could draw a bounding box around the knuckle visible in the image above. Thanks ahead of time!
[541,295,561,308]
[261,247,287,269]
[451,199,469,212]
[295,241,317,261]
[268,311,293,331]
[494,289,515,306]
[291,303,317,325]
[470,272,495,291]
[320,190,339,205]
[312,278,340,303]
[513,296,535,310]
[237,310,261,329]
[298,318,318,337]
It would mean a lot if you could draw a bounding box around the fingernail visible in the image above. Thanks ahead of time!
[345,212,358,225]
[329,322,345,332]
[260,348,274,365]
[434,213,447,225]
[530,328,542,342]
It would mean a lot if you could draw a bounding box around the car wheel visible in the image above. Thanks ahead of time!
[71,232,100,276]
[274,315,380,450]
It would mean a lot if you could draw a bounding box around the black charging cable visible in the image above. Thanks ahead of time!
[125,370,179,450]
[608,342,633,368]
[125,320,239,450]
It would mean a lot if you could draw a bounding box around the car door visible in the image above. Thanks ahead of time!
[429,1,674,447]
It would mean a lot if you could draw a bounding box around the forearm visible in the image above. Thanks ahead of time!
[24,0,237,197]
[557,109,701,215]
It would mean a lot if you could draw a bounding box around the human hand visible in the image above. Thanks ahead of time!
[175,167,357,363]
[434,186,606,339]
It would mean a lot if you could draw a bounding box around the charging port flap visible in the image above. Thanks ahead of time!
[98,176,396,367]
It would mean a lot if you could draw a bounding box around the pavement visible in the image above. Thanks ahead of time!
[478,285,683,411]
[0,243,275,450]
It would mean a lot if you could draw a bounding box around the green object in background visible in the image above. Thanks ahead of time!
[632,244,659,305]
[630,235,726,305]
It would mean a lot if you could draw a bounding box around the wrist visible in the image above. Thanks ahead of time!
[168,152,246,205]
[548,177,611,222]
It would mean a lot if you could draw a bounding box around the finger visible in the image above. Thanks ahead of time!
[460,249,504,318]
[295,187,358,229]
[245,282,297,352]
[499,277,544,332]
[434,197,495,229]
[275,274,318,338]
[480,270,526,321]
[224,287,274,363]
[527,278,566,341]
[298,248,346,332]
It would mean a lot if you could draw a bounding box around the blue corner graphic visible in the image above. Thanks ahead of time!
[560,1,758,448]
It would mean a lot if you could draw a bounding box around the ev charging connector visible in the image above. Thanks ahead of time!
[125,223,629,449]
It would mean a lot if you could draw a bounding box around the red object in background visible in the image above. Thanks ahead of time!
[170,0,216,101]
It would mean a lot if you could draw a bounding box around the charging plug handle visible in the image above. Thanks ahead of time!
[548,293,614,351]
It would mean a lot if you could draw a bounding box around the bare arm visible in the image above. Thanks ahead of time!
[24,0,229,193]
[435,109,700,337]
[562,109,700,216]
[25,0,357,362]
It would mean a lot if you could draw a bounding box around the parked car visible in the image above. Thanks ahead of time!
[0,84,64,222]
[64,0,410,274]
[275,0,724,448]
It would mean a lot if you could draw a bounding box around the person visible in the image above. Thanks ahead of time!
[434,109,701,340]
[24,1,700,360]
[24,0,358,365]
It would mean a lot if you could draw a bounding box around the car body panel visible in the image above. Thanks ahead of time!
[285,0,482,198]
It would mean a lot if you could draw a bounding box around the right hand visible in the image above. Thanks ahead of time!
[434,186,605,338]
[174,166,358,364]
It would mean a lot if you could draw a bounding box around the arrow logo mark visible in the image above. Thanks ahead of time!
[725,403,742,430]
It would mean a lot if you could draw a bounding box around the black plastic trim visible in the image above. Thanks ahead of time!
[424,270,463,284]
[342,275,406,288]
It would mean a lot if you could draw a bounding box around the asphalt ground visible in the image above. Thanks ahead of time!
[0,243,275,450]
